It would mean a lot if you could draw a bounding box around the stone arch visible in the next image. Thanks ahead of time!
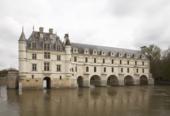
[124,75,134,86]
[43,77,51,89]
[90,75,101,87]
[140,75,148,85]
[77,76,83,87]
[107,75,119,86]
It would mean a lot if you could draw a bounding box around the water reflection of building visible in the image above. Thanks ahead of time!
[6,87,151,116]
[0,86,7,102]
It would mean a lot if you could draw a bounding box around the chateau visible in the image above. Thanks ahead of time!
[18,27,154,89]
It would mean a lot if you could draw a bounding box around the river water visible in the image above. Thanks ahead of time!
[0,86,170,116]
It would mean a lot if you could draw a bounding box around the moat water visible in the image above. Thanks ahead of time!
[0,86,170,116]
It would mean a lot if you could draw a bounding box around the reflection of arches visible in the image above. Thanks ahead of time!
[124,75,134,86]
[107,75,119,86]
[90,88,101,99]
[43,77,51,89]
[90,75,101,87]
[107,88,117,97]
[140,75,148,85]
[77,76,83,87]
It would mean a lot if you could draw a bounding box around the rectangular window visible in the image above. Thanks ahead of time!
[85,57,88,63]
[32,53,37,60]
[57,55,61,61]
[136,68,139,73]
[104,67,106,72]
[94,67,97,72]
[32,64,37,71]
[57,46,61,51]
[142,61,144,66]
[127,68,129,73]
[135,61,137,65]
[56,65,61,72]
[127,60,129,65]
[121,68,123,73]
[103,59,105,63]
[120,60,122,65]
[74,56,77,62]
[75,67,77,72]
[112,59,114,64]
[142,69,144,73]
[32,43,36,49]
[94,58,96,63]
[112,67,114,72]
[44,62,50,71]
[44,52,50,59]
[86,67,89,72]
[44,44,50,50]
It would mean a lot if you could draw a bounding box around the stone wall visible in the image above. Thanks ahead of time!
[0,77,7,85]
[7,69,19,89]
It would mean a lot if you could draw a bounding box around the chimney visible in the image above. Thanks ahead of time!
[39,27,44,33]
[64,33,69,39]
[49,28,53,34]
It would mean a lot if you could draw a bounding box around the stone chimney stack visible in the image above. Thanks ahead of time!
[39,27,44,33]
[49,28,53,34]
[64,33,69,39]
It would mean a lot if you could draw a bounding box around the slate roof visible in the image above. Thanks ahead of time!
[26,31,64,51]
[19,31,26,41]
[24,28,144,58]
[71,42,141,55]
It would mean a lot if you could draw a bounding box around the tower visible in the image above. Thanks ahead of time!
[18,27,27,77]
[64,34,72,75]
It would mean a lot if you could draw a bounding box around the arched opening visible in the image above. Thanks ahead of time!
[90,75,101,87]
[77,76,83,87]
[43,77,51,89]
[124,75,134,86]
[140,75,148,85]
[107,75,119,86]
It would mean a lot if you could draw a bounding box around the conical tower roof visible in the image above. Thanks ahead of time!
[19,27,26,41]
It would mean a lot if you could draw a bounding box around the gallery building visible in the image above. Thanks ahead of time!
[18,27,154,89]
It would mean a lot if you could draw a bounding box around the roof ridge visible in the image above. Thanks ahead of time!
[71,42,140,52]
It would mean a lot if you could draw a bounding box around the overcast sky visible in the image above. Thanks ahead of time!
[0,0,170,70]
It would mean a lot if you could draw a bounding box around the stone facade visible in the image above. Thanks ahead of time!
[18,27,154,89]
[7,68,19,89]
[0,68,19,89]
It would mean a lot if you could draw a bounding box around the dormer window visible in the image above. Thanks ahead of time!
[57,46,61,51]
[73,48,78,54]
[84,48,89,54]
[110,52,115,57]
[101,51,105,56]
[141,55,146,59]
[132,54,135,58]
[93,49,97,55]
[134,54,139,59]
[44,43,50,50]
[32,42,36,49]
[126,53,131,58]
[118,53,123,57]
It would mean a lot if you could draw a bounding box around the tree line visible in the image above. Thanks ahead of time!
[141,45,170,84]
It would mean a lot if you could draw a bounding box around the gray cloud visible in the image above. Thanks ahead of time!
[108,0,170,49]
[0,0,170,69]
